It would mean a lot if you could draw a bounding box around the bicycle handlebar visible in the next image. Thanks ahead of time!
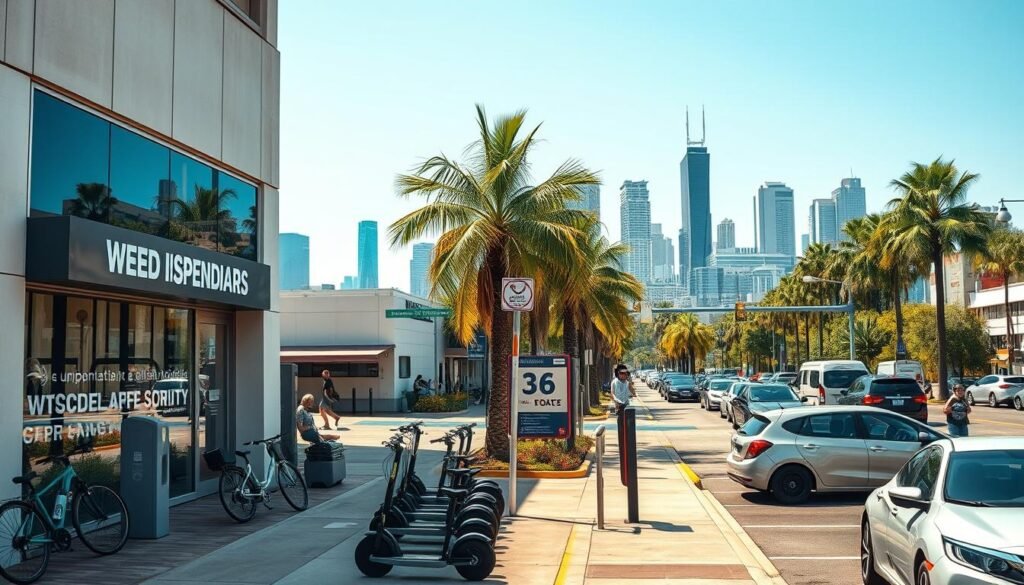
[243,434,282,446]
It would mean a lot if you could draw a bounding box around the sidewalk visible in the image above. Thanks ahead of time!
[138,397,784,584]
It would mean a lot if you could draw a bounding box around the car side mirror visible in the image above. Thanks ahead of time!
[889,486,929,510]
[839,389,849,396]
[800,396,810,403]
[918,432,936,445]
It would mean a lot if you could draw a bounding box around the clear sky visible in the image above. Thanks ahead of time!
[278,0,1024,290]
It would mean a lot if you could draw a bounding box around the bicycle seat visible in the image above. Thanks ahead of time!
[235,450,251,458]
[11,471,38,485]
[438,487,470,498]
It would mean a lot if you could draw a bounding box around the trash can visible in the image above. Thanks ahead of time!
[120,416,170,539]
[404,391,417,412]
[304,442,346,488]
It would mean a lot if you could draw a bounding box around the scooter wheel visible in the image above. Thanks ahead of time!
[453,539,496,581]
[355,535,394,578]
[458,509,498,538]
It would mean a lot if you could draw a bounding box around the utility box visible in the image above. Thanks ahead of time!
[304,442,346,488]
[120,416,170,539]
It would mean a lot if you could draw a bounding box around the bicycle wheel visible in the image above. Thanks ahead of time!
[73,485,129,555]
[277,462,308,512]
[218,466,258,523]
[0,501,50,585]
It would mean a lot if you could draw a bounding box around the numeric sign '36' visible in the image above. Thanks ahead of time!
[511,355,571,439]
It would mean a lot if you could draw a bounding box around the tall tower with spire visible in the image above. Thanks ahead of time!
[679,107,711,288]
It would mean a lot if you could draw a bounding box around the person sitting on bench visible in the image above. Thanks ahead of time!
[297,394,339,443]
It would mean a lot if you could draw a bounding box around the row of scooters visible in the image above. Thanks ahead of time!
[354,422,505,581]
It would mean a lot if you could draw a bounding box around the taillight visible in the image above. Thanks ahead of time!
[999,384,1012,389]
[913,394,928,404]
[818,385,826,402]
[863,395,885,405]
[744,440,773,460]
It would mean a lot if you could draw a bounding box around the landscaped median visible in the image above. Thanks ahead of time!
[472,436,595,478]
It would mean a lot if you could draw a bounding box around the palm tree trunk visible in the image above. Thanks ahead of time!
[528,314,539,356]
[794,315,801,369]
[804,313,811,361]
[486,252,511,458]
[562,307,578,361]
[817,314,824,358]
[1005,273,1015,375]
[933,246,950,400]
[893,270,905,358]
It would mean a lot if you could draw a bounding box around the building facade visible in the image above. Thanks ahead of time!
[357,220,378,289]
[569,184,601,223]
[679,146,711,282]
[619,180,652,284]
[755,182,796,257]
[279,232,310,290]
[341,276,357,290]
[706,249,795,302]
[800,233,810,254]
[832,177,867,241]
[2,0,281,503]
[651,223,675,282]
[691,266,725,306]
[716,218,735,251]
[410,242,434,298]
[809,198,838,245]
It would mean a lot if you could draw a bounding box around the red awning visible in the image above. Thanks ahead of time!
[280,345,393,363]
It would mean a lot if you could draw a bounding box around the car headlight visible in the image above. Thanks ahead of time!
[944,537,1024,583]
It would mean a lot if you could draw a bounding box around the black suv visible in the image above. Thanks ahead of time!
[837,375,928,422]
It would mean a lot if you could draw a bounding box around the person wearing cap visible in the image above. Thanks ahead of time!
[611,365,636,415]
[943,384,972,437]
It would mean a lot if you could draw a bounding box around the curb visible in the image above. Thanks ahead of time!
[474,459,592,479]
[584,412,609,421]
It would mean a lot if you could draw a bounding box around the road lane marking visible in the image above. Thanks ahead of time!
[968,416,1024,428]
[770,556,860,560]
[553,523,577,585]
[746,525,859,529]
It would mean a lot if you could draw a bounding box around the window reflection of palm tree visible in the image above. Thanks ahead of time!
[69,182,119,221]
[241,204,258,259]
[168,186,236,250]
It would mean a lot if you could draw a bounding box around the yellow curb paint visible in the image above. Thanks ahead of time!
[553,523,577,585]
[677,462,703,489]
[476,460,593,479]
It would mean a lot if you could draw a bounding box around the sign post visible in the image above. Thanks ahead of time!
[502,277,535,518]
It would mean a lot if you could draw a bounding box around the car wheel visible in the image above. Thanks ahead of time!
[700,397,706,410]
[989,393,998,408]
[1015,396,1023,411]
[966,391,975,406]
[916,558,932,585]
[860,519,886,585]
[770,465,813,505]
[719,406,726,419]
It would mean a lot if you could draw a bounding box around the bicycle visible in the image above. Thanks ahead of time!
[0,453,129,584]
[206,434,308,523]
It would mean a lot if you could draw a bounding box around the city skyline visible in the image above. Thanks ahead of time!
[357,220,379,289]
[279,232,310,290]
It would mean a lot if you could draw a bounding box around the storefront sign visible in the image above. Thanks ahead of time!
[27,216,271,310]
[510,355,572,439]
[468,331,487,359]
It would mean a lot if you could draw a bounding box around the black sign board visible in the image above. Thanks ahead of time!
[27,216,271,310]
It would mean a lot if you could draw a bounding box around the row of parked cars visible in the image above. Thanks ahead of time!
[640,364,1024,585]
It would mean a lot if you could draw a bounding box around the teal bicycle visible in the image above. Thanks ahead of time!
[0,453,129,584]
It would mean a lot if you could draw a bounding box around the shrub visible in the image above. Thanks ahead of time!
[413,392,469,413]
[480,435,595,471]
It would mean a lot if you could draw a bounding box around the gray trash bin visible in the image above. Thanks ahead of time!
[304,442,346,488]
[120,416,170,539]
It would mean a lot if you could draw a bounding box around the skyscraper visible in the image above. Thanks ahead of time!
[410,242,434,298]
[755,182,796,257]
[651,223,675,282]
[341,276,357,290]
[716,218,735,251]
[619,180,652,283]
[279,233,310,290]
[800,234,810,255]
[809,198,838,244]
[832,178,866,241]
[357,220,379,288]
[679,108,711,284]
[569,184,601,222]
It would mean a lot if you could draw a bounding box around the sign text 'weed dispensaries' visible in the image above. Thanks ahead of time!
[511,355,572,439]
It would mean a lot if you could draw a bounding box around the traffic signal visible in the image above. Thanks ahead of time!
[735,302,746,321]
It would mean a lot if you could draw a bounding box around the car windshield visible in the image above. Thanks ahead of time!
[750,385,799,402]
[870,379,924,396]
[710,380,733,390]
[738,416,771,436]
[1005,377,1024,384]
[944,450,1024,507]
[823,369,869,388]
[667,375,694,383]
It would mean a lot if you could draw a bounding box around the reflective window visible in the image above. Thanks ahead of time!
[799,413,858,439]
[30,92,111,219]
[861,413,921,442]
[109,126,171,236]
[217,172,258,260]
[169,153,217,251]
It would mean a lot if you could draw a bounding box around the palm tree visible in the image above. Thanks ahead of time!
[795,243,835,358]
[840,316,891,368]
[389,106,598,457]
[69,182,119,221]
[976,227,1024,374]
[169,185,237,249]
[888,158,992,399]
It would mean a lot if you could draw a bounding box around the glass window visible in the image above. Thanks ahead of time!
[898,449,929,488]
[169,153,217,251]
[799,413,858,438]
[823,369,869,388]
[861,413,921,442]
[109,126,171,236]
[809,370,820,387]
[869,379,924,397]
[30,92,111,219]
[399,356,410,379]
[944,449,1024,506]
[217,171,258,260]
[749,385,799,402]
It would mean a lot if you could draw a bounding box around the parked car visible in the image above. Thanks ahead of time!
[772,372,798,386]
[876,359,929,391]
[646,371,664,389]
[795,360,871,405]
[720,381,757,423]
[655,372,683,396]
[726,405,943,504]
[1015,388,1024,410]
[838,375,929,423]
[861,437,1024,585]
[947,375,978,390]
[662,374,698,402]
[730,383,807,429]
[701,378,735,411]
[966,374,1024,407]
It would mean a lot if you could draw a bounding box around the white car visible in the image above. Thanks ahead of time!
[861,437,1024,585]
[966,375,1024,408]
[719,381,755,422]
[1015,388,1024,411]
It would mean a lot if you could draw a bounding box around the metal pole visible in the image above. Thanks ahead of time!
[595,425,606,530]
[509,311,522,517]
[847,294,856,361]
[433,317,438,393]
[625,408,639,523]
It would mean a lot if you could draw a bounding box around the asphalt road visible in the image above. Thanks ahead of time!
[635,381,1024,585]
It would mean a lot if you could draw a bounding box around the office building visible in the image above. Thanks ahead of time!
[358,220,379,289]
[679,110,711,283]
[809,198,838,245]
[716,218,735,251]
[706,249,795,302]
[341,276,358,290]
[755,182,796,257]
[651,223,675,282]
[619,181,652,283]
[691,266,725,306]
[2,0,281,504]
[569,184,601,222]
[678,228,689,286]
[645,283,691,307]
[410,242,435,298]
[279,233,310,290]
[800,234,810,255]
[832,178,867,241]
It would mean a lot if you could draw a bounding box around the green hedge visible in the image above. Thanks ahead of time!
[413,392,469,412]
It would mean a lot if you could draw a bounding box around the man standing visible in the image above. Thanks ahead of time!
[319,369,342,430]
[611,365,635,415]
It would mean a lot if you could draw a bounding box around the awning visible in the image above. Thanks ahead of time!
[280,345,394,363]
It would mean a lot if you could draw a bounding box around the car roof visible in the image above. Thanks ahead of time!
[800,360,868,370]
[946,437,1024,452]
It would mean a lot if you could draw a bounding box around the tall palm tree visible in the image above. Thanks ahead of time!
[69,182,119,221]
[169,185,237,249]
[889,158,992,399]
[976,227,1024,374]
[389,106,598,457]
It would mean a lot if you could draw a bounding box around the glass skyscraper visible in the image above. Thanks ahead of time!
[568,184,601,222]
[716,218,735,250]
[832,178,867,241]
[619,181,652,284]
[358,220,379,288]
[410,242,434,298]
[679,146,711,285]
[279,232,310,290]
[809,198,838,245]
[755,182,796,257]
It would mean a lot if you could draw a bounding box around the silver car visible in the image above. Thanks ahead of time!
[726,405,944,504]
[702,378,734,411]
[966,374,1024,408]
[1016,388,1024,411]
[719,381,754,422]
[861,437,1024,585]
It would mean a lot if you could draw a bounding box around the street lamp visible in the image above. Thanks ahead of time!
[995,198,1024,224]
[802,275,856,361]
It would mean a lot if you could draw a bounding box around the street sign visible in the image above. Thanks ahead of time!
[734,301,746,321]
[384,307,451,319]
[511,355,572,439]
[501,278,535,312]
[896,339,907,359]
[468,331,487,359]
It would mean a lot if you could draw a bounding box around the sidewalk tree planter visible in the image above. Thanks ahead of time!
[412,392,469,413]
[472,436,594,478]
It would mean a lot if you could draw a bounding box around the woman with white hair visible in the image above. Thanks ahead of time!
[297,394,339,443]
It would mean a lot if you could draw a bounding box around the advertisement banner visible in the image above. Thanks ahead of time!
[510,355,572,439]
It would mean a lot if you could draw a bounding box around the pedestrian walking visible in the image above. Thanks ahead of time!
[319,369,342,430]
[611,364,636,415]
[944,384,972,437]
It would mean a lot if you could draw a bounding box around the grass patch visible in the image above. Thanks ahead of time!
[476,436,594,471]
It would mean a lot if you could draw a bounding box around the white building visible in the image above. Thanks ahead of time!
[969,282,1024,374]
[755,182,796,257]
[620,180,652,283]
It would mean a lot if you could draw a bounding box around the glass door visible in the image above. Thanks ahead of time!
[197,313,231,491]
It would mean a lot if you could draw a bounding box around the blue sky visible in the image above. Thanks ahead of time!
[278,0,1024,290]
